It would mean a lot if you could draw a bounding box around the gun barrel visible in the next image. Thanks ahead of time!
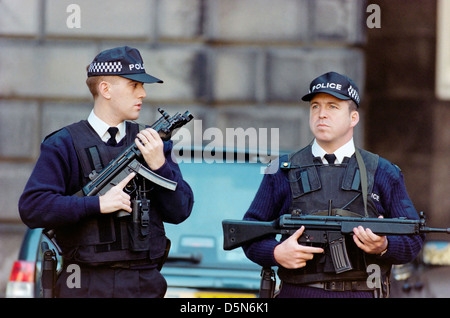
[421,227,450,234]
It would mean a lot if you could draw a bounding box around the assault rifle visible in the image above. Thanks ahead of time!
[77,108,193,215]
[222,211,450,274]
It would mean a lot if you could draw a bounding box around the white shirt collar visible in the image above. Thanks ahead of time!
[311,138,355,164]
[87,110,125,143]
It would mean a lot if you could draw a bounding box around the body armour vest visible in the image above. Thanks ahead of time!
[277,145,384,285]
[54,120,168,266]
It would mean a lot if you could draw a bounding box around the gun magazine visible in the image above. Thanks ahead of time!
[329,237,353,274]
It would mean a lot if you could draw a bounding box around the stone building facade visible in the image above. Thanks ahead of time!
[1,0,448,295]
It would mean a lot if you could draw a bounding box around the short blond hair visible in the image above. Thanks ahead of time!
[348,100,358,112]
[85,66,118,98]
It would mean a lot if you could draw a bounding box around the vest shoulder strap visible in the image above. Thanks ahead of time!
[356,148,379,194]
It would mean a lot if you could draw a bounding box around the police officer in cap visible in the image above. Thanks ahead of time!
[19,46,194,297]
[242,71,424,297]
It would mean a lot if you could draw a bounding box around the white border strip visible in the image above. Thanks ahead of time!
[436,0,450,100]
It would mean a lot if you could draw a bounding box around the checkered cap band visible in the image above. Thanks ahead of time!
[88,61,123,75]
[347,85,360,104]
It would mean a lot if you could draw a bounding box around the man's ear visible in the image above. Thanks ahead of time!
[98,81,111,100]
[350,110,359,128]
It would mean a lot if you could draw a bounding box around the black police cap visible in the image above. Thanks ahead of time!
[87,46,163,84]
[302,71,360,107]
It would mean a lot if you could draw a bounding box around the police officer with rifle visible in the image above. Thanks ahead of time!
[235,72,425,298]
[19,46,194,298]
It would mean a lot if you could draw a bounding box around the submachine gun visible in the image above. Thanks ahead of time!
[80,108,193,202]
[41,108,193,297]
[222,211,450,297]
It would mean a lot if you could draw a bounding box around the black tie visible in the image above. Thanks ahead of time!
[106,127,118,146]
[324,153,336,165]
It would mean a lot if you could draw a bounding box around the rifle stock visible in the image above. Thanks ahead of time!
[222,219,281,250]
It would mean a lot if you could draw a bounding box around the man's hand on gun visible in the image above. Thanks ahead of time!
[135,128,166,171]
[273,226,324,269]
[99,172,136,214]
[352,216,388,255]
